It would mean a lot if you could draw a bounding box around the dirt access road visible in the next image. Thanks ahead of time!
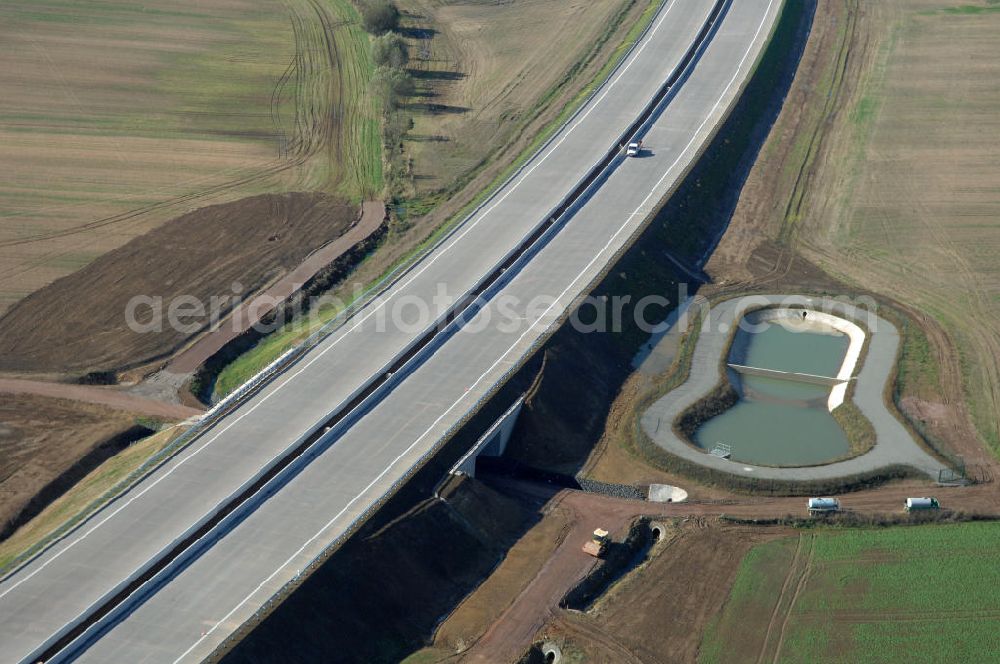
[0,379,201,420]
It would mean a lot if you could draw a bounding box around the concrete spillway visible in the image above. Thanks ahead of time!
[727,363,849,387]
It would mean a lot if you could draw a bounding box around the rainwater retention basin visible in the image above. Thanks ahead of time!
[694,308,863,466]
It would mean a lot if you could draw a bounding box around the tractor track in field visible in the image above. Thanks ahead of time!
[0,0,345,251]
[770,533,815,664]
[755,535,805,664]
[804,608,1000,624]
[0,152,306,249]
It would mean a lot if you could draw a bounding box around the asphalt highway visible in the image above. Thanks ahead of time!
[0,0,781,661]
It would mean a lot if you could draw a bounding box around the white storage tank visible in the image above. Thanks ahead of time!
[905,497,940,511]
[807,497,840,512]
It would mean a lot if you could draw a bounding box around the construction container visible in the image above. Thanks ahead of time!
[905,497,940,511]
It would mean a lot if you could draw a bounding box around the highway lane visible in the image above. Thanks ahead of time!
[72,1,783,660]
[0,2,720,661]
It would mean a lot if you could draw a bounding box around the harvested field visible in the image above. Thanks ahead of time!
[0,192,357,375]
[707,0,1000,461]
[700,522,1000,663]
[0,394,143,536]
[0,0,379,316]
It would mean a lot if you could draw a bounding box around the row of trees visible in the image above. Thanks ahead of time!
[360,0,400,34]
[360,1,414,109]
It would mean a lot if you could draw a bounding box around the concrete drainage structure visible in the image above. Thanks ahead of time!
[648,484,689,503]
[640,294,949,481]
[649,521,670,542]
[541,642,562,663]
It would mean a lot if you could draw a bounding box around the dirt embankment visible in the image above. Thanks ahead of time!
[0,394,150,535]
[165,200,386,375]
[219,475,538,664]
[0,192,358,376]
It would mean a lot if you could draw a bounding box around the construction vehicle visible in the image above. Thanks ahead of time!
[582,528,610,558]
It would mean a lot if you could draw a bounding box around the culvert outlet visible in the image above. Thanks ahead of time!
[650,521,669,542]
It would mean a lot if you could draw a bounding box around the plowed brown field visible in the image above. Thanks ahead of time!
[0,394,139,532]
[0,193,357,375]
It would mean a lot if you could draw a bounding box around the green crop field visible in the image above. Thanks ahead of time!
[700,522,1000,663]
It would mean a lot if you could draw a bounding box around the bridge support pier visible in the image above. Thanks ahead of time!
[450,396,525,478]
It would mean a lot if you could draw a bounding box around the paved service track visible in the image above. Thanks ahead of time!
[0,1,781,661]
[641,295,948,480]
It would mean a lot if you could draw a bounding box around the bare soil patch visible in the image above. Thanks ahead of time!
[0,192,357,375]
[164,200,385,375]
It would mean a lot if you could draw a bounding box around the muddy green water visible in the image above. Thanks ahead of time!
[695,321,852,466]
